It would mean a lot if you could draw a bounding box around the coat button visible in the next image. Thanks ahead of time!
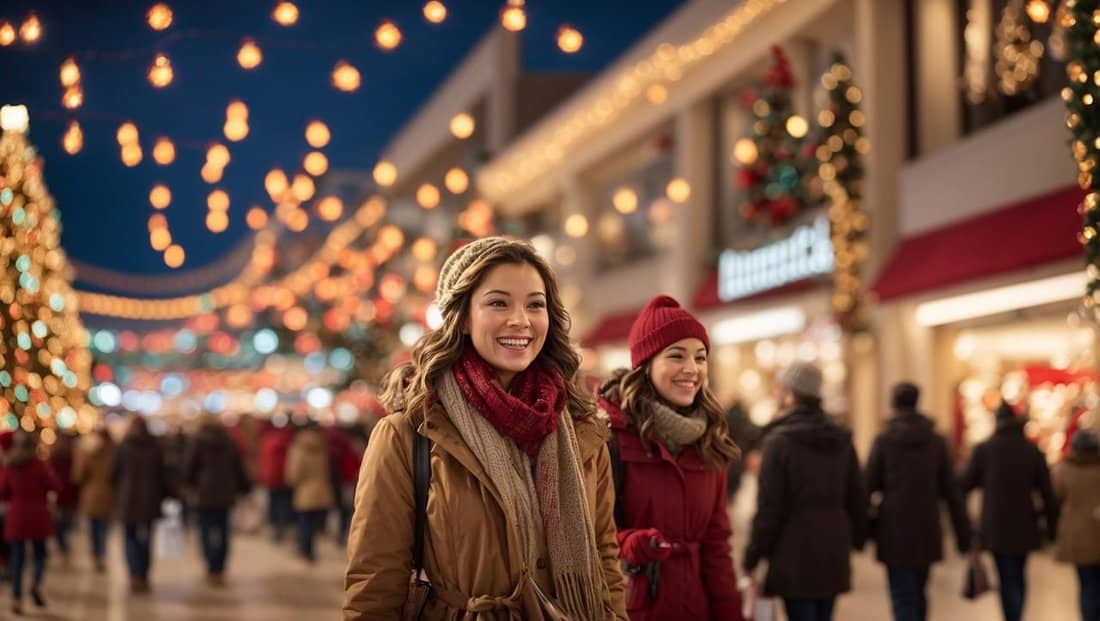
[536,558,547,570]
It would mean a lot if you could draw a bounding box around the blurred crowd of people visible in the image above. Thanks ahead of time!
[0,412,371,616]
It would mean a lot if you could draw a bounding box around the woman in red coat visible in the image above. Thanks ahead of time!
[0,430,61,614]
[598,295,744,621]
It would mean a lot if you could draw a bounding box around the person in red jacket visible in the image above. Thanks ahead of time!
[258,421,295,542]
[597,295,743,621]
[0,431,62,615]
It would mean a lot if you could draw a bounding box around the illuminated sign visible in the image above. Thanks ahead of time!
[717,215,833,302]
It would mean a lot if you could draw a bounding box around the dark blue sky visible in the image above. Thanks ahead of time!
[0,0,684,283]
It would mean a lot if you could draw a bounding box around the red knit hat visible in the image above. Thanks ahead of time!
[628,295,709,368]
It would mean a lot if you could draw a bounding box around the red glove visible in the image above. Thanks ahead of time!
[620,528,672,566]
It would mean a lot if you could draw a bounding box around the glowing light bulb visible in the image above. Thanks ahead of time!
[733,137,758,165]
[666,178,691,203]
[62,121,83,155]
[612,187,638,214]
[416,184,441,209]
[116,122,139,145]
[1025,0,1050,23]
[206,189,230,212]
[331,61,361,92]
[316,196,344,221]
[645,84,668,105]
[412,237,437,261]
[59,57,80,87]
[303,151,329,176]
[564,213,588,238]
[206,210,229,233]
[246,206,268,230]
[423,1,447,23]
[150,228,172,251]
[291,174,315,201]
[265,169,288,199]
[237,39,262,69]
[372,161,397,187]
[206,143,230,167]
[785,115,809,138]
[147,53,174,88]
[121,144,143,167]
[147,137,174,165]
[375,20,402,51]
[62,86,83,109]
[226,100,248,120]
[305,120,330,148]
[19,12,41,42]
[557,24,583,53]
[223,118,249,142]
[450,112,475,139]
[149,184,172,209]
[444,167,469,194]
[500,3,526,32]
[146,4,173,31]
[273,2,298,26]
[0,22,15,46]
[164,244,185,268]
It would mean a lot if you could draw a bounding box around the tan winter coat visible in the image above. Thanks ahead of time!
[1052,452,1100,565]
[342,405,628,621]
[72,434,116,519]
[285,428,335,512]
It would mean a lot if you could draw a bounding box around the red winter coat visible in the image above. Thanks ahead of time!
[322,426,362,485]
[48,453,80,509]
[0,454,62,541]
[601,397,743,621]
[258,427,293,489]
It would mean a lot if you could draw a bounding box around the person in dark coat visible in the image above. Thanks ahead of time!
[1052,429,1100,621]
[597,295,744,621]
[258,421,294,542]
[743,362,867,621]
[183,413,251,585]
[724,400,762,499]
[0,431,62,614]
[960,401,1059,621]
[46,431,80,560]
[865,382,971,621]
[112,416,170,593]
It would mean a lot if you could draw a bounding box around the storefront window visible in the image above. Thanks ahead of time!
[950,312,1096,462]
[956,0,1067,136]
[589,132,675,273]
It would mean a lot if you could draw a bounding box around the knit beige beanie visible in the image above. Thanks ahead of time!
[435,236,514,311]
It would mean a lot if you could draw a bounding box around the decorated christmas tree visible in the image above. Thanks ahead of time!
[0,106,95,436]
[735,46,814,226]
[1065,1,1100,319]
[815,53,871,333]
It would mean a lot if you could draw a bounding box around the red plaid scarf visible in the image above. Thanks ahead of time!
[451,346,566,457]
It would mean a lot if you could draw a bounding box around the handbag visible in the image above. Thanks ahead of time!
[961,551,992,600]
[402,422,432,621]
[154,499,187,561]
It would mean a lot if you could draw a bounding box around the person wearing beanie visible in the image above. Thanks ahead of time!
[741,361,867,621]
[596,294,743,621]
[960,401,1058,621]
[1052,428,1100,621]
[865,382,971,621]
[344,237,627,620]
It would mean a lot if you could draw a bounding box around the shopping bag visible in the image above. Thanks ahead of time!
[961,551,992,600]
[232,494,263,534]
[154,499,187,561]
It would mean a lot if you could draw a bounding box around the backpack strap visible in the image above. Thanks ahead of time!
[607,433,626,527]
[411,422,431,575]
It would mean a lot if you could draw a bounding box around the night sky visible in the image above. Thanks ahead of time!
[0,0,685,283]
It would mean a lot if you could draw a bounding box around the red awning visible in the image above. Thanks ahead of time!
[581,307,641,348]
[872,185,1085,302]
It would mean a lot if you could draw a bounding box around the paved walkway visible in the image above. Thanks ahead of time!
[5,494,1080,620]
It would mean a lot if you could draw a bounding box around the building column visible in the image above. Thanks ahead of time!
[852,0,907,456]
[562,176,597,332]
[666,99,715,305]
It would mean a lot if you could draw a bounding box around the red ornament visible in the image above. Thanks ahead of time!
[736,168,759,189]
[768,196,799,225]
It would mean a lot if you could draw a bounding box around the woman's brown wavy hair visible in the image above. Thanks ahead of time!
[379,238,594,423]
[600,364,740,469]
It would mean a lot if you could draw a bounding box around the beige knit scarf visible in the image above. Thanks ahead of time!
[437,372,606,620]
[646,397,707,456]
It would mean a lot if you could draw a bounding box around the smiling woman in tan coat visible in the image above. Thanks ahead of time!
[343,237,627,621]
